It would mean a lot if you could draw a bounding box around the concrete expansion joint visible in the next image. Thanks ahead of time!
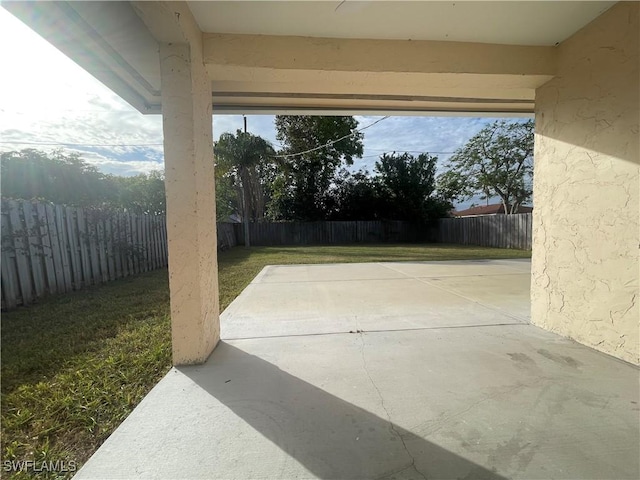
[357,332,428,480]
[223,322,529,342]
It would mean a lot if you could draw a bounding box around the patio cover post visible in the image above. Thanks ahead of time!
[159,41,219,365]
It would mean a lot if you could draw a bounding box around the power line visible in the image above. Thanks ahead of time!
[357,151,456,160]
[1,140,457,154]
[363,148,457,154]
[275,116,390,159]
[0,140,163,147]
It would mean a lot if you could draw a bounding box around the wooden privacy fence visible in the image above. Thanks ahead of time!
[436,213,532,249]
[1,199,168,309]
[233,220,419,246]
[217,222,238,249]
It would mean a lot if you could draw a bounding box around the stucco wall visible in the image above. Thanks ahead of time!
[532,2,639,364]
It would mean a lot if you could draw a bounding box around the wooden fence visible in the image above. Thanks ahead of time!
[233,220,420,246]
[1,199,168,309]
[217,222,238,250]
[436,213,532,249]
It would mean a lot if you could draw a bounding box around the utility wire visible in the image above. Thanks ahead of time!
[1,140,457,154]
[364,148,457,154]
[357,151,457,161]
[275,116,390,159]
[0,140,163,147]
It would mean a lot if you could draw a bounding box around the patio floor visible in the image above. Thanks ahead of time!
[75,259,639,479]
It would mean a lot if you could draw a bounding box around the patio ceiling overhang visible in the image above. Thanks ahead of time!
[3,0,615,116]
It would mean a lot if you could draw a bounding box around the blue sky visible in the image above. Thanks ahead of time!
[0,8,528,207]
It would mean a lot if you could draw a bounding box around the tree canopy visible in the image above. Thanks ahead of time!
[1,149,166,214]
[271,115,364,220]
[325,153,451,222]
[111,170,166,215]
[438,120,534,214]
[374,152,449,222]
[1,149,112,207]
[214,130,275,222]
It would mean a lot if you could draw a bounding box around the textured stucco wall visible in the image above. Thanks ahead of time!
[532,2,639,364]
[160,32,219,364]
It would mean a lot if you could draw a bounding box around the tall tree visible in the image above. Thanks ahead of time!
[438,120,534,214]
[325,168,382,221]
[374,152,450,222]
[214,130,275,246]
[272,116,364,220]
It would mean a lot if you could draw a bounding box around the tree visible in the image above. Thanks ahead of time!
[1,149,114,206]
[374,152,450,222]
[112,170,166,215]
[325,168,382,221]
[438,120,534,214]
[214,130,275,246]
[214,173,239,222]
[1,149,167,214]
[272,116,364,220]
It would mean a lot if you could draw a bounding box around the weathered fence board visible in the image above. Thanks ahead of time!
[45,204,66,292]
[436,213,532,250]
[217,222,237,250]
[87,210,97,279]
[105,217,116,281]
[37,203,57,294]
[121,213,131,276]
[23,201,46,298]
[64,208,81,287]
[142,215,150,271]
[76,208,91,285]
[8,201,33,304]
[1,204,19,309]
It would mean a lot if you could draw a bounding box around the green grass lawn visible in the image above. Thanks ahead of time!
[1,244,530,478]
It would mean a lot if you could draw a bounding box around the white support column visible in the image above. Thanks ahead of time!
[159,41,219,365]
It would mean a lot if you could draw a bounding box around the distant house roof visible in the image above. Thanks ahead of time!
[453,204,533,217]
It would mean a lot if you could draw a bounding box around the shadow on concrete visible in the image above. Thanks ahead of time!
[180,342,507,480]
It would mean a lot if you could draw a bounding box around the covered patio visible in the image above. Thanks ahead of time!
[74,259,638,478]
[4,1,638,477]
[5,0,637,365]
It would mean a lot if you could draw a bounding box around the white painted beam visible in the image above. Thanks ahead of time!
[203,33,557,76]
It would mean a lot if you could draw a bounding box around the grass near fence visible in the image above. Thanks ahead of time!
[1,244,530,478]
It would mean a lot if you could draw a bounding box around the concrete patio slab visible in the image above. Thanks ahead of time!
[222,260,530,340]
[75,259,639,480]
